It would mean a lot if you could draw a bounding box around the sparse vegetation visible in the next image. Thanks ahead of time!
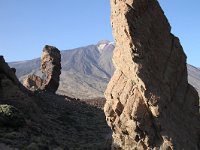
[0,93,112,150]
[0,104,25,128]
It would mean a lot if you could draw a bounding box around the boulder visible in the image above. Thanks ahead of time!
[23,74,43,91]
[104,0,200,149]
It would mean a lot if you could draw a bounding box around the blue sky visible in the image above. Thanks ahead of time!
[0,0,199,67]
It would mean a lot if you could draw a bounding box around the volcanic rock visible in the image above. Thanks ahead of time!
[11,68,16,74]
[0,56,19,86]
[41,45,61,92]
[23,74,43,91]
[23,45,61,93]
[0,55,39,116]
[104,0,200,149]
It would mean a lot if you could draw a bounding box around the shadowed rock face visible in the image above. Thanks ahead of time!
[104,0,200,149]
[23,45,61,93]
[0,56,20,86]
[0,56,39,117]
[41,45,61,92]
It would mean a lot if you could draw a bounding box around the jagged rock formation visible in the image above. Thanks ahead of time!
[0,55,39,119]
[104,0,200,149]
[0,56,20,86]
[23,45,61,93]
[40,45,61,92]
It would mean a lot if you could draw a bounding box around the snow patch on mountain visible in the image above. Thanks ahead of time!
[96,40,115,53]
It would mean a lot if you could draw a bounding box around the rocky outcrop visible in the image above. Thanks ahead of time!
[104,0,200,149]
[0,55,39,116]
[0,56,20,86]
[40,45,61,92]
[23,45,61,93]
[0,56,25,104]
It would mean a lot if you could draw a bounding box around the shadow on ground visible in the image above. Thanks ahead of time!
[0,91,112,150]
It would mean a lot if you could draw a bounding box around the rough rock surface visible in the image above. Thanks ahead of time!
[0,56,20,86]
[104,0,200,149]
[23,74,43,91]
[24,45,61,93]
[40,45,61,92]
[0,55,39,115]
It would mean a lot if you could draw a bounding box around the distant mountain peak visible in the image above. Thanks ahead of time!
[8,41,200,99]
[96,40,111,45]
[96,40,115,53]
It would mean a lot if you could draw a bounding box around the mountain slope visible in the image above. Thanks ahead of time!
[187,64,200,94]
[9,41,200,99]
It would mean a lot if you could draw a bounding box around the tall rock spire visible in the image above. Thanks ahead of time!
[40,45,61,93]
[23,45,61,93]
[104,0,200,149]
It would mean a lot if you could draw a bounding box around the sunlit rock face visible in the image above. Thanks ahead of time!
[23,74,44,91]
[23,45,61,93]
[104,0,200,149]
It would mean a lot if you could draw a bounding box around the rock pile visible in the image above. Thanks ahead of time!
[23,45,61,93]
[104,0,200,149]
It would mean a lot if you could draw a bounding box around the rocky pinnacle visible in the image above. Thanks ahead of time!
[40,45,61,93]
[104,0,200,149]
[23,45,61,93]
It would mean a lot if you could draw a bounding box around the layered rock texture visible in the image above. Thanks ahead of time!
[104,0,200,149]
[23,45,61,93]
